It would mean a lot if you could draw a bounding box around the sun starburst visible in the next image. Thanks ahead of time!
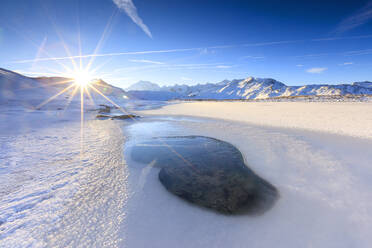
[73,70,93,87]
[22,9,195,169]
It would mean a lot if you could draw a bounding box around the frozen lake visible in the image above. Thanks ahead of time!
[121,115,372,248]
[1,106,372,247]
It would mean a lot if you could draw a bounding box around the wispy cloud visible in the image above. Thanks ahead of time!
[112,63,234,74]
[112,0,152,38]
[11,48,200,63]
[294,52,331,58]
[199,48,217,55]
[216,65,232,69]
[296,64,304,67]
[129,59,164,64]
[241,55,265,59]
[340,62,354,65]
[306,67,328,74]
[243,40,303,47]
[313,34,372,41]
[344,49,372,56]
[294,48,372,59]
[334,1,372,33]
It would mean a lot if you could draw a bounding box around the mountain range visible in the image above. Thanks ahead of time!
[126,77,372,100]
[1,67,372,104]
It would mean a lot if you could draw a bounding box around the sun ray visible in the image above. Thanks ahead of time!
[76,9,83,71]
[88,84,131,115]
[42,3,79,73]
[84,86,96,106]
[34,83,75,110]
[5,23,74,73]
[86,9,118,72]
[32,65,68,75]
[53,27,79,73]
[63,84,80,112]
[14,79,74,92]
[80,84,84,156]
[31,36,48,70]
[90,57,113,75]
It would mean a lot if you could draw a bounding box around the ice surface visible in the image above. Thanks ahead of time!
[120,116,372,248]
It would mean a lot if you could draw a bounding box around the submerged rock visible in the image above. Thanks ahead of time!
[111,114,139,120]
[98,104,111,113]
[131,136,278,215]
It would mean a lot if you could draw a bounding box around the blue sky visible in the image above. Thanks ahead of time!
[1,0,372,87]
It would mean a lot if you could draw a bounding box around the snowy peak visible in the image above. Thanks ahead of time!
[126,80,162,91]
[126,76,372,100]
[213,77,287,99]
[352,81,372,89]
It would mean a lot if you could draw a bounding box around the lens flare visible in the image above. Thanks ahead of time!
[73,70,92,87]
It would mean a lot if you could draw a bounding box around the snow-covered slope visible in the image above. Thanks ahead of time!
[0,68,55,103]
[352,81,372,89]
[126,77,372,100]
[0,68,128,108]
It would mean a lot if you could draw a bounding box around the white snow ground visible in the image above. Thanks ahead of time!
[139,101,372,139]
[0,102,130,247]
[1,96,372,247]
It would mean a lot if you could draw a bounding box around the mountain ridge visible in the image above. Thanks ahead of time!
[0,68,128,106]
[126,77,372,100]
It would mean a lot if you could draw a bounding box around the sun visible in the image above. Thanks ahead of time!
[73,70,92,87]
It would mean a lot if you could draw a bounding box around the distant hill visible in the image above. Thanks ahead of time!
[0,68,128,108]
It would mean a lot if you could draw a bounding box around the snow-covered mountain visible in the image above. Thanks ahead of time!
[125,80,163,91]
[2,67,371,103]
[126,77,372,100]
[0,68,128,108]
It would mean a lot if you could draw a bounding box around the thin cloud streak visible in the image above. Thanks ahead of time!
[340,62,354,65]
[294,48,372,58]
[112,0,152,38]
[313,34,372,41]
[112,63,233,74]
[216,65,232,69]
[12,48,201,64]
[243,40,303,47]
[344,49,372,56]
[306,67,328,74]
[129,59,165,64]
[10,40,302,64]
[334,1,372,33]
[241,55,265,59]
[11,35,372,64]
